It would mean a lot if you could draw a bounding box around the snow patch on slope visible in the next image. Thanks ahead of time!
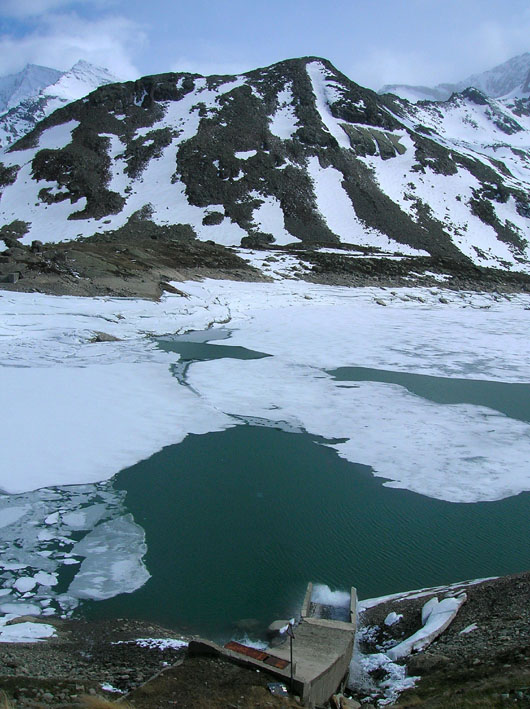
[269,85,299,139]
[250,192,299,245]
[306,61,350,149]
[307,156,427,254]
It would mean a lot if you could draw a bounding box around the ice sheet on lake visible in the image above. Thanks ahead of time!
[1,280,530,506]
[187,356,530,502]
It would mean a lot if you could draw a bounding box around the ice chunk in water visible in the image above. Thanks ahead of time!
[68,515,150,600]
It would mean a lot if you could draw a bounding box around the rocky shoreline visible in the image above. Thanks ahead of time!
[2,230,530,300]
[0,571,528,707]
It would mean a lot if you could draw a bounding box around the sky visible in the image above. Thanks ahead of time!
[0,0,529,89]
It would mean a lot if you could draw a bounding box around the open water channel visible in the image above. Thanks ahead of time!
[82,331,530,641]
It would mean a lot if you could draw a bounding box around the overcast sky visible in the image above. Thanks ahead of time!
[1,0,529,89]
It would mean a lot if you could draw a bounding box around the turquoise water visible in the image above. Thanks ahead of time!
[83,336,530,641]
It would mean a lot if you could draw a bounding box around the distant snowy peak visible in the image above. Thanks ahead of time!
[380,52,530,102]
[464,53,530,98]
[0,64,63,113]
[46,61,118,102]
[0,61,118,149]
[501,68,530,100]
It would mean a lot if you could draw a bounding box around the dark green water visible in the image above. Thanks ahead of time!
[88,425,530,640]
[83,338,530,640]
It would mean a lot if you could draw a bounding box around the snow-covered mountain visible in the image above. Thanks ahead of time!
[0,56,529,274]
[0,64,63,114]
[380,52,530,102]
[0,61,118,149]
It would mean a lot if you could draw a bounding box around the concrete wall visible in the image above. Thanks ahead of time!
[303,633,355,707]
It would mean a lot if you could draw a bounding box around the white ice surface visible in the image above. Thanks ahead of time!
[0,617,56,643]
[2,281,530,504]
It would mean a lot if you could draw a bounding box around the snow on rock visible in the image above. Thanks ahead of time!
[307,156,426,254]
[250,192,299,245]
[235,150,257,160]
[115,637,189,651]
[384,612,403,626]
[387,593,467,660]
[269,85,299,139]
[349,650,419,706]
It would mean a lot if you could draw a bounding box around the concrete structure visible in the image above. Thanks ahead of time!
[271,583,357,707]
[191,582,357,707]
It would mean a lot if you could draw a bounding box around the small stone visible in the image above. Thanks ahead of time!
[89,688,97,696]
[41,692,54,702]
[340,697,361,709]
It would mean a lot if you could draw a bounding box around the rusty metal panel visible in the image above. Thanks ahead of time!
[224,640,268,661]
[263,655,290,669]
[224,640,290,669]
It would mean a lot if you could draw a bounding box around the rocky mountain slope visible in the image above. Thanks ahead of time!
[0,61,118,149]
[380,51,530,102]
[0,56,529,283]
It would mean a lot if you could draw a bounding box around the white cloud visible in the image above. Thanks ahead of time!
[0,13,143,78]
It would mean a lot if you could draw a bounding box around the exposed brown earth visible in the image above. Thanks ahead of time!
[0,235,267,300]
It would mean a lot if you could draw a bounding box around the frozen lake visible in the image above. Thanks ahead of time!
[1,282,529,641]
[79,335,530,640]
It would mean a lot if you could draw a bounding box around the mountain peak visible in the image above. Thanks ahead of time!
[0,60,118,149]
[0,64,63,113]
[379,51,530,102]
